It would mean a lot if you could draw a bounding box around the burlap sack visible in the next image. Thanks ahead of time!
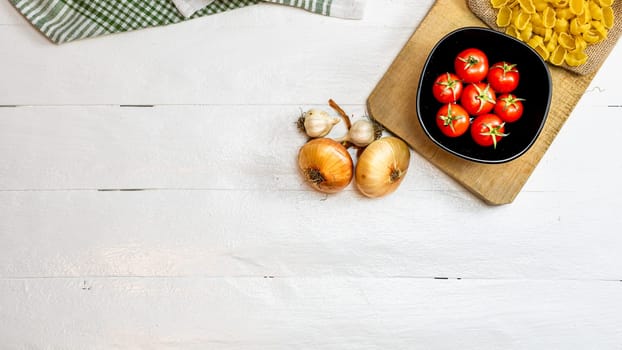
[468,0,622,75]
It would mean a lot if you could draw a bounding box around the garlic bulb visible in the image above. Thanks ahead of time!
[299,109,340,138]
[335,119,384,147]
[346,120,380,147]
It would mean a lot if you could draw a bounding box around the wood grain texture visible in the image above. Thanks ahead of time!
[1,190,621,280]
[367,0,600,205]
[2,277,622,349]
[0,1,432,106]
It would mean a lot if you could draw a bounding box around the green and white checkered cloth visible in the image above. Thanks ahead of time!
[9,0,366,44]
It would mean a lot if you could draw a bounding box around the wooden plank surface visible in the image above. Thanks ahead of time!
[0,1,431,105]
[1,190,621,280]
[1,0,622,348]
[2,278,621,349]
[367,0,607,205]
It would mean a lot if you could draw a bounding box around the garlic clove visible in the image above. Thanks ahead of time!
[347,120,377,147]
[302,109,340,138]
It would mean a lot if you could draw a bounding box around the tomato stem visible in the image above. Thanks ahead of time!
[493,62,518,78]
[480,122,509,149]
[459,55,481,69]
[473,83,496,114]
[500,94,526,111]
[439,103,466,134]
[436,72,461,101]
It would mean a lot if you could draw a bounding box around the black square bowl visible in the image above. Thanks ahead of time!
[416,27,552,164]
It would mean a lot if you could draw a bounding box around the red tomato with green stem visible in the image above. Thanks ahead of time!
[454,48,489,83]
[487,61,520,93]
[461,83,496,116]
[436,103,470,137]
[494,94,525,123]
[432,72,463,103]
[471,114,508,148]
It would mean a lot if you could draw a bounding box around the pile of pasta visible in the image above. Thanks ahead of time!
[491,0,615,66]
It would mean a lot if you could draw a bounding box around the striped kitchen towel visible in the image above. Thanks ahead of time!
[9,0,367,44]
[172,0,365,18]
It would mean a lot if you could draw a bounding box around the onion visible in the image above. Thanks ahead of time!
[355,137,410,198]
[298,138,353,194]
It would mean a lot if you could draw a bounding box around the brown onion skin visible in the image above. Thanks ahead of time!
[355,137,410,198]
[298,138,353,194]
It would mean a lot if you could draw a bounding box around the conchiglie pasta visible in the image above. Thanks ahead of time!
[534,0,550,11]
[566,49,589,65]
[570,0,585,15]
[519,0,537,13]
[491,0,616,67]
[550,45,567,65]
[497,6,513,26]
[492,0,510,8]
[602,6,614,27]
[590,1,604,19]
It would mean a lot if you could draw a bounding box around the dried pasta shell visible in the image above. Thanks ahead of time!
[570,18,582,35]
[592,20,608,39]
[570,0,585,15]
[493,0,617,68]
[492,0,510,8]
[589,1,604,20]
[582,29,601,43]
[546,32,559,53]
[519,0,537,14]
[531,12,544,26]
[544,7,558,28]
[574,36,588,51]
[544,27,553,42]
[549,45,567,65]
[520,23,534,40]
[534,43,551,60]
[534,0,550,11]
[533,24,547,36]
[556,7,574,20]
[528,34,545,48]
[577,5,592,24]
[554,18,570,32]
[558,32,577,49]
[515,11,533,30]
[565,49,588,66]
[602,6,614,28]
[505,25,521,38]
[497,6,513,27]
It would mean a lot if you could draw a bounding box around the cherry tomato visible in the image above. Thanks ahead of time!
[470,113,508,148]
[454,48,489,83]
[436,103,470,137]
[460,82,496,116]
[487,61,520,93]
[432,72,463,103]
[494,94,525,123]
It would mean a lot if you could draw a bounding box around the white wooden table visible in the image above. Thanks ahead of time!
[1,1,622,348]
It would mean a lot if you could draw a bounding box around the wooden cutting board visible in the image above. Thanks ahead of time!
[367,0,597,205]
